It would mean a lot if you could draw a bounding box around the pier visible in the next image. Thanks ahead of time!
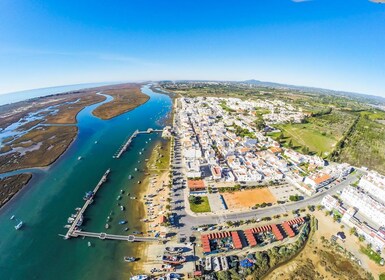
[64,168,111,239]
[72,230,159,242]
[114,128,164,159]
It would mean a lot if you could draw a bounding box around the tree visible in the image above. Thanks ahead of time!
[288,139,293,148]
[350,227,357,236]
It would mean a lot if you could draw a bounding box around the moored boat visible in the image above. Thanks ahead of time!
[105,223,110,229]
[118,220,127,225]
[123,256,136,262]
[120,205,125,211]
[130,275,148,280]
[165,247,184,254]
[162,254,186,265]
[15,221,23,230]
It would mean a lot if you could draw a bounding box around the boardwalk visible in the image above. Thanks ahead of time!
[114,128,164,159]
[64,168,111,239]
[72,230,160,242]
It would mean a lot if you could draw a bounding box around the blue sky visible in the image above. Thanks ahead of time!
[0,0,384,96]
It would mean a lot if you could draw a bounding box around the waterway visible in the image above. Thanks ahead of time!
[0,85,172,280]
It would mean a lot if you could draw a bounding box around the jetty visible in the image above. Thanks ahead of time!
[64,168,111,239]
[71,230,159,242]
[114,128,164,159]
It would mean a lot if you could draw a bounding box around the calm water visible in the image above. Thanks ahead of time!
[0,85,172,280]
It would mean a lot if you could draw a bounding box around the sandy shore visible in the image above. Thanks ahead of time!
[130,138,172,275]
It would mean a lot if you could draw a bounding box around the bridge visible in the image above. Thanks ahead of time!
[64,168,111,239]
[114,127,164,159]
[71,230,160,242]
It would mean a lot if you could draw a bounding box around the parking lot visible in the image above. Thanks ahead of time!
[269,184,300,201]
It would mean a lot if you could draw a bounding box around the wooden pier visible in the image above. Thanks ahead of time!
[64,168,111,239]
[72,230,159,242]
[114,128,164,159]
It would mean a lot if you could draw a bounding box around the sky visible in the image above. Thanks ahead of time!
[0,0,384,97]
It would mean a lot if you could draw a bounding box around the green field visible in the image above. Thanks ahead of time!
[338,112,385,174]
[360,246,383,265]
[189,196,211,213]
[269,111,356,157]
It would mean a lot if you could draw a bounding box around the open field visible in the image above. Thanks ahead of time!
[92,84,149,120]
[0,126,77,173]
[270,110,357,157]
[0,174,32,207]
[222,188,277,209]
[337,112,385,174]
[189,196,211,213]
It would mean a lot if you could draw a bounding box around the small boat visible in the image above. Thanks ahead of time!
[166,273,181,279]
[124,227,129,231]
[106,216,111,222]
[133,231,142,234]
[137,181,141,184]
[105,223,110,229]
[123,256,136,262]
[83,191,94,201]
[162,255,186,265]
[78,156,82,160]
[118,220,127,225]
[94,141,98,144]
[15,221,23,230]
[117,195,122,201]
[134,168,138,171]
[139,152,142,155]
[165,247,184,254]
[10,215,15,220]
[64,225,71,228]
[130,275,148,280]
[130,197,136,200]
[67,217,75,223]
[76,215,84,227]
[120,189,124,194]
[128,175,133,179]
[75,207,81,211]
[88,242,92,247]
[120,206,125,211]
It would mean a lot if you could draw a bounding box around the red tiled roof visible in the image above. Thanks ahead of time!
[231,231,243,249]
[271,224,283,241]
[282,222,295,238]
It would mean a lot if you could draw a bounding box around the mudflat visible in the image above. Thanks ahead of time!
[92,83,150,120]
[0,174,32,208]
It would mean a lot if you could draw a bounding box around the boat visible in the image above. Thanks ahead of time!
[120,205,125,211]
[124,227,129,231]
[118,220,127,225]
[83,191,94,201]
[134,168,138,171]
[130,197,136,200]
[67,217,75,224]
[117,195,122,200]
[95,141,98,144]
[10,215,15,220]
[165,247,184,254]
[15,221,23,230]
[88,242,92,247]
[162,255,186,265]
[123,256,136,262]
[165,273,181,279]
[128,175,133,179]
[137,181,141,184]
[105,223,110,229]
[130,275,148,280]
[120,189,124,194]
[133,231,142,234]
[76,215,84,227]
[78,156,82,160]
[139,152,142,155]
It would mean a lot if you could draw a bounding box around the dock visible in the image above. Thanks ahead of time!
[114,128,164,159]
[72,230,159,242]
[64,168,111,239]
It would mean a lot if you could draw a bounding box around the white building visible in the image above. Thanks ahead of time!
[341,186,385,227]
[321,195,339,211]
[358,171,385,204]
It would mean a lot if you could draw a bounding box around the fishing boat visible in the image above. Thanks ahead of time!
[88,242,92,247]
[124,227,129,231]
[128,175,133,179]
[10,215,15,220]
[123,256,136,262]
[67,217,75,224]
[83,191,94,201]
[117,195,122,200]
[78,156,82,160]
[76,215,84,227]
[105,223,110,229]
[120,205,125,211]
[15,221,23,230]
[165,247,184,254]
[162,255,186,265]
[118,220,127,225]
[130,275,148,280]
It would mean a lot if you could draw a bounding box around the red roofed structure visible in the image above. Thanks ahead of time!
[244,229,257,247]
[282,221,295,238]
[231,231,243,249]
[271,224,283,241]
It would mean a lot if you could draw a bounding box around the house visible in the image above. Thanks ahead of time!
[321,195,339,211]
[188,179,207,194]
[304,172,335,190]
[210,165,222,180]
